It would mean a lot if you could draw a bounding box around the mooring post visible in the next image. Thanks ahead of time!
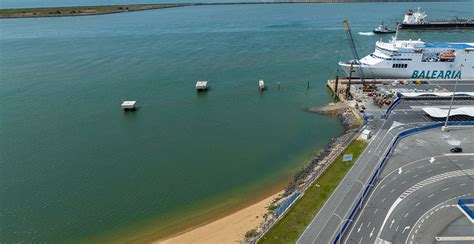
[346,63,353,100]
[334,74,339,99]
[307,81,310,90]
[278,82,281,91]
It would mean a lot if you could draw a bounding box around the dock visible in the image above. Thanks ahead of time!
[196,80,208,91]
[329,78,474,85]
[259,79,265,91]
[121,101,137,111]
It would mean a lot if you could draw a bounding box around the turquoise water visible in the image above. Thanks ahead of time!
[1,2,473,242]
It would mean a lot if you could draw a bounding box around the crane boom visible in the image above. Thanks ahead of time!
[342,19,365,84]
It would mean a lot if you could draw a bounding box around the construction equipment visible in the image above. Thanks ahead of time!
[342,19,376,98]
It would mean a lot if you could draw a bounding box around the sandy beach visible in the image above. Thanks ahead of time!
[159,192,281,244]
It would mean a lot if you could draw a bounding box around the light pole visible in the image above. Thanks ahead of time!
[354,180,373,208]
[334,213,352,244]
[442,64,463,132]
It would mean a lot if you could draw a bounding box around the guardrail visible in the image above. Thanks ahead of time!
[333,121,474,243]
[382,92,401,119]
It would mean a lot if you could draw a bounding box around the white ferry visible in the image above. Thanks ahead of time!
[339,36,474,80]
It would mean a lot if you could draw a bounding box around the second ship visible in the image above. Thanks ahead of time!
[398,8,474,30]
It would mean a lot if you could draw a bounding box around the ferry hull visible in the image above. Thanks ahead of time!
[339,62,474,80]
[399,23,474,30]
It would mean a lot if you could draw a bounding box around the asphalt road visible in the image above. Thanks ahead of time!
[297,96,473,244]
[390,98,474,123]
[297,114,420,244]
[344,127,474,244]
[381,80,474,93]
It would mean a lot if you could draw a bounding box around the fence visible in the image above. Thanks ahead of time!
[382,92,401,119]
[274,192,301,219]
[333,121,474,243]
[252,122,366,243]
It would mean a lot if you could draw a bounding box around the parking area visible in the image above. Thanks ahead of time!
[344,127,474,244]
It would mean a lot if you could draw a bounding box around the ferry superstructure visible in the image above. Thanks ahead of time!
[339,37,474,80]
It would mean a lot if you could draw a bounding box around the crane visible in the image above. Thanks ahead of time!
[342,19,371,99]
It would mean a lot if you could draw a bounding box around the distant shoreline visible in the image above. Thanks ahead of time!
[0,1,454,19]
[0,4,192,19]
[0,2,300,19]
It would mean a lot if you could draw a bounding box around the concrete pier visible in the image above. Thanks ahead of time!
[121,101,136,111]
[196,80,209,91]
[259,80,265,91]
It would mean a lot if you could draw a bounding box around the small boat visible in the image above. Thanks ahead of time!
[373,22,396,34]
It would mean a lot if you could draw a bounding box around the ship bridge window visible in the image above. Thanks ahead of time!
[370,54,385,59]
[370,53,413,61]
[392,64,408,68]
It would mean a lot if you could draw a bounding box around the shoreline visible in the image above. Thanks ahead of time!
[0,0,447,19]
[158,108,360,243]
[158,191,284,244]
[0,2,301,19]
[0,4,192,19]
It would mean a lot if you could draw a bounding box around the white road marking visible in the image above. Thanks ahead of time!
[404,212,409,218]
[369,227,375,237]
[357,223,363,233]
[345,155,467,243]
[374,208,378,214]
[444,153,474,156]
[429,157,435,163]
[377,198,402,238]
[428,193,435,198]
[396,225,400,232]
[406,194,472,244]
[381,184,386,189]
[413,174,419,178]
[398,168,402,174]
[460,183,466,186]
[435,236,474,241]
[389,218,395,229]
[402,226,410,234]
[415,202,420,207]
[442,187,450,191]
[401,180,406,185]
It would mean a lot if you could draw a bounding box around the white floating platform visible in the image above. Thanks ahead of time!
[196,80,208,91]
[259,79,265,91]
[121,101,136,111]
